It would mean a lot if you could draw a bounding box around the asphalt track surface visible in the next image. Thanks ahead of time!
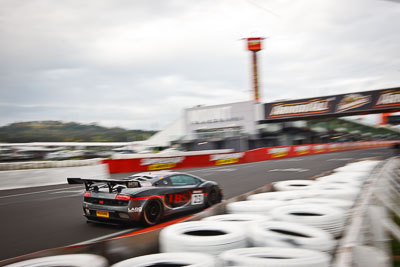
[0,147,393,261]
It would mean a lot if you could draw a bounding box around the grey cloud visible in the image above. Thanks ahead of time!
[0,0,399,129]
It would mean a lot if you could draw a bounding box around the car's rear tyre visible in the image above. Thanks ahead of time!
[142,200,162,226]
[206,188,219,207]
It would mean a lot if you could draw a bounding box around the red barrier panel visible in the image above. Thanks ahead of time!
[104,152,248,173]
[103,141,396,173]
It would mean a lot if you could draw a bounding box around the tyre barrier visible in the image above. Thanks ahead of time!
[201,213,270,226]
[219,247,331,267]
[312,183,360,200]
[110,252,217,267]
[288,197,354,210]
[248,220,336,253]
[331,171,369,181]
[270,204,346,238]
[316,174,364,187]
[1,159,382,266]
[301,187,359,202]
[226,200,285,215]
[159,221,247,255]
[273,180,316,191]
[3,254,109,267]
[334,160,380,173]
[246,191,306,201]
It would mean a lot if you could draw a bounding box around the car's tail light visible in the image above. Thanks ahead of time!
[84,192,91,197]
[116,194,131,201]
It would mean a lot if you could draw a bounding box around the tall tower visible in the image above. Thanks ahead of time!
[245,37,264,102]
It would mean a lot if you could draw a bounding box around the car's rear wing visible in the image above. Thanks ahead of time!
[67,178,141,193]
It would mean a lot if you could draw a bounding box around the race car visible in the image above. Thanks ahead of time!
[67,171,223,225]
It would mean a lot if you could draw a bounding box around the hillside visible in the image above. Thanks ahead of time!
[0,121,157,143]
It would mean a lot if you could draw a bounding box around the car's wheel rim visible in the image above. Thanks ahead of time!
[209,190,218,205]
[146,202,160,222]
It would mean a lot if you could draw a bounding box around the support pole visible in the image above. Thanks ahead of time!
[252,51,260,102]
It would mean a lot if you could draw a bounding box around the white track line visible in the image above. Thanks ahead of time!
[0,186,82,199]
[72,227,141,246]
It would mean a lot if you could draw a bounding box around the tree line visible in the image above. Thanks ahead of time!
[0,121,157,143]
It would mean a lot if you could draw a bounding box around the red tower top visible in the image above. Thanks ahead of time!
[246,37,264,52]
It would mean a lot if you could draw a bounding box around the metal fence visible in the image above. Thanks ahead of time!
[334,157,400,267]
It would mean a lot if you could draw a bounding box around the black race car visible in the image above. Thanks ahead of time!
[67,171,223,225]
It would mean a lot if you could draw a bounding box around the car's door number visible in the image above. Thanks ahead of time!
[191,193,204,205]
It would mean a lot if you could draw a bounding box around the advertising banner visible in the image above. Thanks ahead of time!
[209,152,245,166]
[293,145,312,156]
[263,87,400,122]
[267,146,291,159]
[184,101,258,137]
[104,141,395,173]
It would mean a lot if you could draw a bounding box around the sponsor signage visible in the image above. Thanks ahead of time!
[294,145,311,155]
[268,147,290,158]
[104,141,395,173]
[313,144,326,153]
[263,87,400,122]
[210,152,244,165]
[185,101,258,136]
[388,115,400,125]
[140,157,185,171]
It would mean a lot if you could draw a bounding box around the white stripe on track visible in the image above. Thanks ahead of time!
[0,186,82,199]
[72,227,141,246]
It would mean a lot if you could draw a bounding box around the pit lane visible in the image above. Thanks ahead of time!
[0,147,393,261]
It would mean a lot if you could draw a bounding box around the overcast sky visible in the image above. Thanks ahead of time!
[0,0,399,130]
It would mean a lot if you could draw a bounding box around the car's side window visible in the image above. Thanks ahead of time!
[169,175,199,186]
[155,178,172,187]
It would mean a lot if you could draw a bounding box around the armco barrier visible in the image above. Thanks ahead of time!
[103,141,395,173]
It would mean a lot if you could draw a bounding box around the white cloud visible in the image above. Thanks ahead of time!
[0,0,399,129]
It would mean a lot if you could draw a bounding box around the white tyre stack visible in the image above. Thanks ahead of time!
[273,180,316,191]
[226,200,285,215]
[331,171,369,181]
[270,204,346,238]
[111,252,217,267]
[334,160,380,173]
[202,213,270,226]
[249,220,336,253]
[312,183,360,201]
[159,221,247,255]
[288,197,354,210]
[247,191,306,201]
[317,174,363,187]
[219,247,331,267]
[4,254,108,267]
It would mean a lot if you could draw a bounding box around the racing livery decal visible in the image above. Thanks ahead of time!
[164,191,192,208]
[191,190,205,205]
